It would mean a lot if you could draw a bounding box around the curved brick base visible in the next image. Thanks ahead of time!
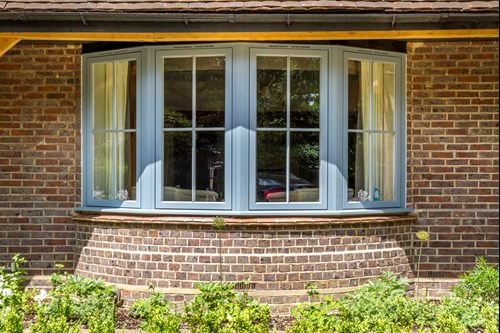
[73,213,417,313]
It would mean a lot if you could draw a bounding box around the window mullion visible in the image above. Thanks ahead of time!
[111,62,118,201]
[192,56,197,202]
[286,56,291,203]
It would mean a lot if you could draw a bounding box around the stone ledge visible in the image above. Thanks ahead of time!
[73,212,417,227]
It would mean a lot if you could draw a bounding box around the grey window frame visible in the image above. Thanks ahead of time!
[82,51,142,209]
[80,43,408,215]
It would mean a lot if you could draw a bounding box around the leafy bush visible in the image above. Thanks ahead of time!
[287,265,499,333]
[0,254,30,333]
[0,306,25,333]
[184,281,270,333]
[451,257,499,303]
[30,265,121,333]
[130,285,182,333]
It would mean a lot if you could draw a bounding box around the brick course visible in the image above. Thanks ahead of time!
[73,214,415,313]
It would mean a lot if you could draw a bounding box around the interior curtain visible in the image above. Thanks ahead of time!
[93,63,113,198]
[354,62,371,197]
[372,63,394,200]
[115,61,131,199]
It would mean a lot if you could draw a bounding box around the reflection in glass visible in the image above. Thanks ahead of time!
[347,60,364,131]
[164,58,193,128]
[162,55,227,203]
[257,57,287,128]
[196,131,224,202]
[290,132,319,202]
[164,132,192,201]
[290,57,320,128]
[373,133,394,201]
[93,132,112,199]
[347,132,368,201]
[197,57,225,128]
[116,132,136,200]
[256,131,286,202]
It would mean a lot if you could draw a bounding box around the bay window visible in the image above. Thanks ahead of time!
[82,43,407,215]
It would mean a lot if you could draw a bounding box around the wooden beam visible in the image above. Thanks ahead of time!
[0,38,21,57]
[0,29,498,43]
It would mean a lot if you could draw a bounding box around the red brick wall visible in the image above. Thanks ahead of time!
[407,41,499,276]
[73,214,415,313]
[0,43,81,274]
[0,40,498,302]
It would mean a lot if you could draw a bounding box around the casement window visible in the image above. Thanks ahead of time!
[82,43,407,215]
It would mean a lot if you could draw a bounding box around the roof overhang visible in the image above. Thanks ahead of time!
[0,12,498,56]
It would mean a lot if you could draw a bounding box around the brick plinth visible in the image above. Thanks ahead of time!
[74,213,416,313]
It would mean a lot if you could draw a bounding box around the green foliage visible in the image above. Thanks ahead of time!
[184,281,270,333]
[305,282,320,301]
[287,266,499,333]
[2,255,499,333]
[86,301,117,333]
[451,257,499,304]
[0,306,25,333]
[28,314,81,333]
[30,265,121,333]
[0,254,29,333]
[130,285,182,333]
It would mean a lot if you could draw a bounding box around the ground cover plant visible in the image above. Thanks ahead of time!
[0,254,498,332]
[286,262,499,333]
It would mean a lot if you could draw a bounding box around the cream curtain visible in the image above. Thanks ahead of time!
[93,61,134,200]
[372,63,394,201]
[93,63,113,199]
[357,61,394,201]
[115,61,130,200]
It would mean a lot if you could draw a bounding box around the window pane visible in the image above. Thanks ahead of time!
[373,62,395,132]
[116,132,136,200]
[164,58,193,128]
[164,131,192,201]
[373,133,394,201]
[93,63,113,130]
[347,60,369,131]
[290,132,319,202]
[196,57,225,128]
[290,57,320,128]
[347,132,369,201]
[256,131,286,202]
[257,57,287,128]
[93,132,112,200]
[116,60,137,130]
[195,131,224,202]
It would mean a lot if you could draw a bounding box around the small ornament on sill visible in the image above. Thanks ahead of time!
[373,187,380,201]
[116,189,129,200]
[358,189,369,202]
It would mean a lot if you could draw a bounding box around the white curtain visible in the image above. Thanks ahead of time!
[372,63,394,201]
[93,63,113,199]
[357,61,394,201]
[115,61,130,199]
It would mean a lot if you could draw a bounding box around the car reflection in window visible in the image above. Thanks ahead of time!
[257,172,318,202]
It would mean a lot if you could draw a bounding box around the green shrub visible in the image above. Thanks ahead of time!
[0,306,25,333]
[184,281,270,333]
[0,254,30,333]
[31,266,120,332]
[29,313,81,333]
[287,268,498,333]
[451,257,499,304]
[130,285,182,333]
